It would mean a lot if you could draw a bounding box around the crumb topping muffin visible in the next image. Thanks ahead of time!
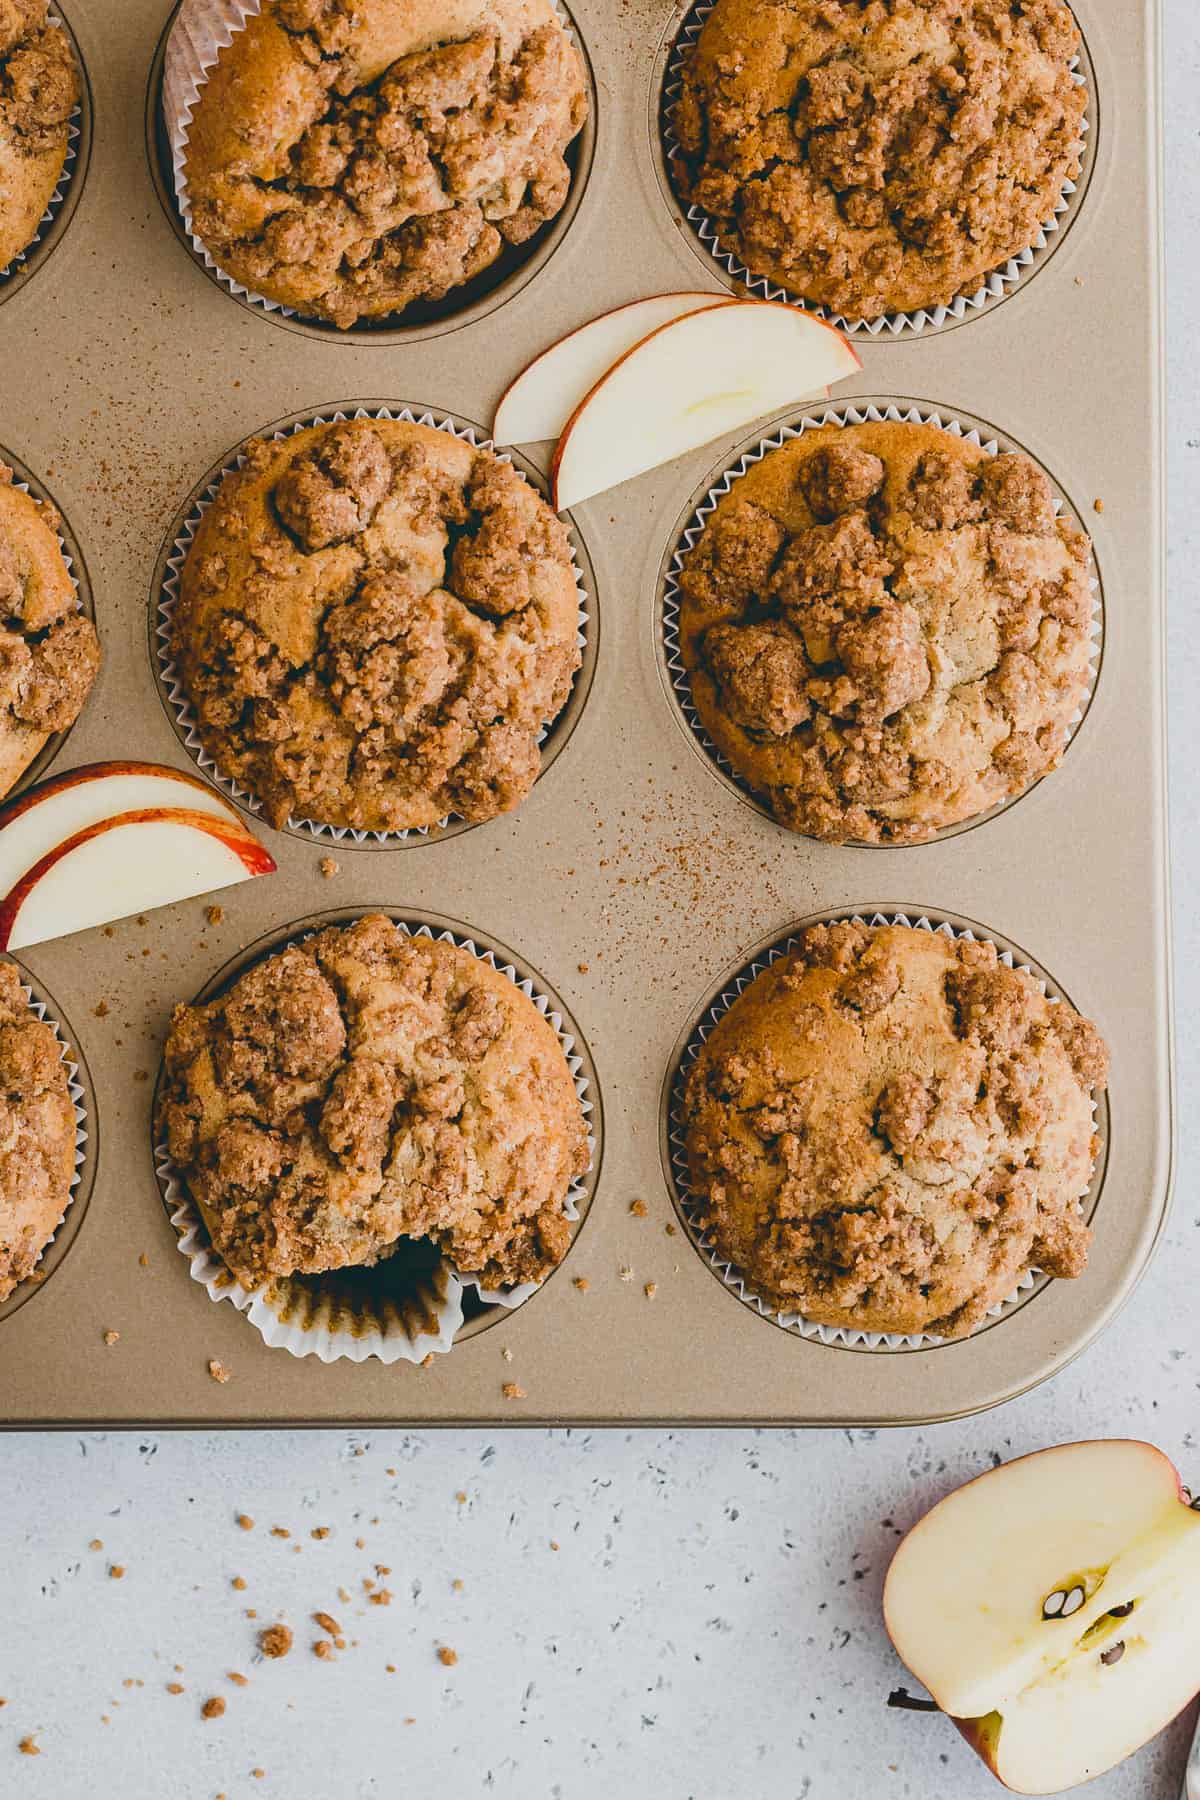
[181,0,588,326]
[159,914,589,1290]
[0,466,100,800]
[672,0,1086,320]
[0,959,76,1302]
[681,922,1108,1339]
[677,422,1093,843]
[172,418,581,833]
[0,0,79,272]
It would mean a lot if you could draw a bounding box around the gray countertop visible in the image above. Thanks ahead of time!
[1,3,1196,1795]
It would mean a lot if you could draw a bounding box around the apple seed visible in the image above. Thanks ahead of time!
[1099,1640,1126,1666]
[1042,1583,1087,1620]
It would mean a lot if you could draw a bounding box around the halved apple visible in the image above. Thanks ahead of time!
[883,1440,1200,1795]
[0,806,276,950]
[550,300,861,513]
[493,293,738,446]
[0,760,244,901]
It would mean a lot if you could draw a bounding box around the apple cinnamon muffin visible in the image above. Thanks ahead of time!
[681,921,1108,1339]
[0,0,79,272]
[159,913,589,1290]
[0,467,100,800]
[677,421,1093,843]
[0,959,76,1302]
[172,418,581,833]
[672,0,1086,320]
[180,0,589,326]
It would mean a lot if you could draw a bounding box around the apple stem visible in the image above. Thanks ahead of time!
[887,1687,941,1714]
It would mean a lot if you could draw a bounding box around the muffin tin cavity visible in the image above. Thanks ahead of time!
[151,907,603,1361]
[0,5,91,308]
[660,908,1110,1357]
[0,966,96,1325]
[650,0,1098,339]
[658,400,1104,849]
[145,0,598,345]
[0,446,98,800]
[150,403,598,849]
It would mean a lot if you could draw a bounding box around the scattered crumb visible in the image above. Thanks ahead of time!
[500,1346,513,1361]
[319,857,339,879]
[166,1683,184,1696]
[1093,497,1105,514]
[550,1540,560,1552]
[246,1610,257,1619]
[313,1640,335,1661]
[577,962,589,974]
[269,1527,290,1540]
[252,1772,265,1781]
[629,1199,647,1218]
[665,1223,677,1236]
[237,1514,254,1531]
[88,1539,103,1552]
[420,1353,434,1368]
[618,1266,634,1283]
[354,1537,365,1551]
[310,1527,330,1541]
[205,905,224,925]
[207,1359,232,1384]
[18,1736,39,1756]
[385,1663,396,1674]
[437,1647,458,1667]
[258,1626,292,1659]
[451,1579,464,1593]
[138,1252,149,1268]
[644,1282,658,1301]
[572,1276,590,1293]
[337,1587,352,1605]
[227,1673,248,1688]
[368,1590,392,1607]
[201,1697,225,1720]
[501,1382,526,1400]
[93,1001,109,1018]
[102,1329,120,1347]
[454,1493,467,1506]
[109,1565,125,1580]
[232,1577,247,1592]
[133,1069,149,1082]
[313,1613,341,1637]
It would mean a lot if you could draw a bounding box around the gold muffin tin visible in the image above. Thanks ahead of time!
[0,0,1170,1425]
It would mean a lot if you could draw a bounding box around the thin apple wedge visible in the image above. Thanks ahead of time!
[493,292,738,446]
[550,300,860,513]
[0,805,276,950]
[0,760,244,901]
[883,1440,1200,1795]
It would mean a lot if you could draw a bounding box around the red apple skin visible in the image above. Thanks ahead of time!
[548,299,862,512]
[0,806,276,948]
[0,759,229,831]
[883,1441,1199,1795]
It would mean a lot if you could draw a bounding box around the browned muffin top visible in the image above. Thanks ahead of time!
[0,468,100,801]
[182,0,588,326]
[0,959,76,1303]
[0,0,78,270]
[681,922,1108,1339]
[172,418,581,834]
[160,914,589,1290]
[672,0,1085,320]
[677,422,1093,844]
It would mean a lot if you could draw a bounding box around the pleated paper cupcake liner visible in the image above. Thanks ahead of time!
[161,0,585,324]
[661,400,1104,845]
[667,911,1103,1352]
[0,978,90,1315]
[154,917,596,1363]
[660,0,1092,338]
[0,12,83,290]
[155,404,591,845]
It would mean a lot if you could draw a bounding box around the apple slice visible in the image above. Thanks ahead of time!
[0,806,276,950]
[493,293,739,446]
[883,1441,1200,1795]
[550,300,861,513]
[0,760,244,902]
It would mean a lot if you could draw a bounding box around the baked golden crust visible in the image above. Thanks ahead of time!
[160,914,589,1290]
[0,467,100,801]
[172,418,581,833]
[0,0,78,271]
[0,959,76,1302]
[673,0,1085,320]
[681,922,1108,1339]
[677,422,1093,844]
[182,0,588,326]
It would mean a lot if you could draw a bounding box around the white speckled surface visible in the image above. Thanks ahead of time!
[2,6,1195,1795]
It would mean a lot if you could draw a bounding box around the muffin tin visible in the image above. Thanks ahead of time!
[0,0,1169,1426]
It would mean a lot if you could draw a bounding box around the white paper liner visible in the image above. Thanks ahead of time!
[662,401,1104,845]
[0,14,81,289]
[668,912,1102,1351]
[154,917,596,1363]
[155,404,591,845]
[4,980,89,1303]
[162,0,584,323]
[661,0,1091,338]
